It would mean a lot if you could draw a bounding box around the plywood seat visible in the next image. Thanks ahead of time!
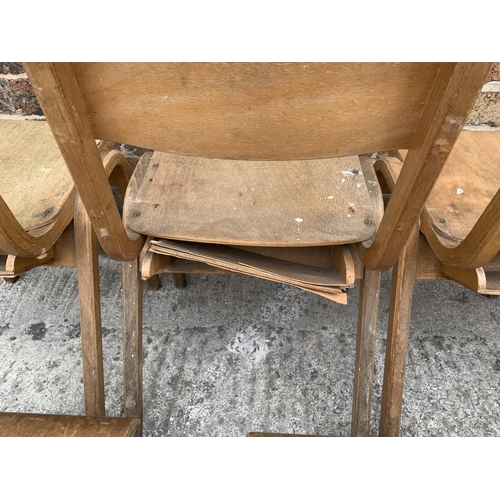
[0,120,74,232]
[422,130,500,248]
[126,151,379,246]
[0,412,140,437]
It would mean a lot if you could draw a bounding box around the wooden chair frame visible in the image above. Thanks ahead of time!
[23,62,491,436]
[374,136,500,436]
[0,136,143,435]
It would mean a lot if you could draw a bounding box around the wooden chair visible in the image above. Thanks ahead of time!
[24,62,490,436]
[0,118,140,436]
[374,126,500,436]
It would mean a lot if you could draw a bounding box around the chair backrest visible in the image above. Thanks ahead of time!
[68,63,442,160]
[24,63,491,267]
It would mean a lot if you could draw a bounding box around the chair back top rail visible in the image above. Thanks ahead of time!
[67,62,443,160]
[24,63,491,266]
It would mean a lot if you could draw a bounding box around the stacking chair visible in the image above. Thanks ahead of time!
[24,62,490,436]
[0,118,140,436]
[374,126,500,436]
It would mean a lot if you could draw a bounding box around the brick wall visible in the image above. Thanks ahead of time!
[466,64,500,127]
[0,63,43,116]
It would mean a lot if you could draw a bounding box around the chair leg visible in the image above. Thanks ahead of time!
[146,274,161,291]
[74,201,106,417]
[351,267,381,436]
[122,258,143,435]
[172,272,187,289]
[379,224,419,436]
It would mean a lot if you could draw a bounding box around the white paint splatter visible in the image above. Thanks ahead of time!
[295,218,303,234]
[356,183,362,188]
[227,326,273,364]
[456,188,463,195]
[341,178,346,184]
[327,195,334,199]
[342,171,356,176]
[99,228,109,237]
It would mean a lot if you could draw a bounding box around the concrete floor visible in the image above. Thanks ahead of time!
[1,253,500,437]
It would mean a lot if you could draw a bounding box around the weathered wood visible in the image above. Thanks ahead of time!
[23,62,493,438]
[152,257,234,276]
[0,118,137,428]
[349,244,365,280]
[420,130,500,269]
[373,153,475,281]
[0,248,54,277]
[150,239,349,303]
[482,253,500,271]
[351,268,381,436]
[365,63,492,271]
[129,152,377,246]
[359,155,384,243]
[415,233,447,281]
[146,275,161,291]
[0,116,73,274]
[140,237,172,279]
[74,194,105,417]
[0,120,74,230]
[379,224,420,436]
[143,240,353,280]
[0,183,73,258]
[172,273,187,289]
[122,258,143,435]
[68,63,442,160]
[24,63,145,262]
[48,223,76,268]
[425,131,500,246]
[440,264,500,295]
[331,245,356,286]
[0,412,140,437]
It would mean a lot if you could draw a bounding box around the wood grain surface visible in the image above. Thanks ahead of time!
[424,130,500,245]
[0,412,140,437]
[129,152,376,246]
[69,62,441,160]
[0,120,74,231]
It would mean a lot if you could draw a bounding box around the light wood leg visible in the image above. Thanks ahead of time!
[122,258,143,435]
[74,199,105,417]
[379,224,419,436]
[173,273,187,289]
[351,268,381,436]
